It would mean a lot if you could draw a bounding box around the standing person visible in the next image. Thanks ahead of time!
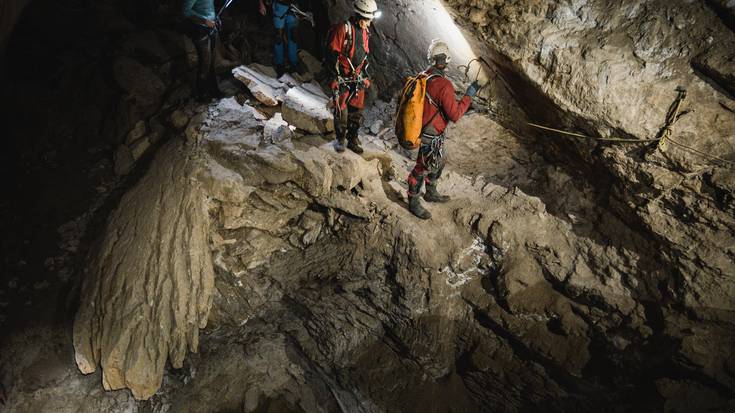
[259,0,304,77]
[325,0,380,154]
[182,0,223,100]
[406,40,480,219]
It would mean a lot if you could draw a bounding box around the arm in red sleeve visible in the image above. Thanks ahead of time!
[326,26,345,77]
[437,80,471,122]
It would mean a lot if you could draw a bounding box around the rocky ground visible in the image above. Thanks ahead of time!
[1,0,734,412]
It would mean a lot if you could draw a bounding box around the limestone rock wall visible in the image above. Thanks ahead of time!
[73,142,215,400]
[441,0,735,315]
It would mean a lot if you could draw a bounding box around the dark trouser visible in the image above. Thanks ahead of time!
[187,23,219,97]
[334,104,364,143]
[407,136,446,197]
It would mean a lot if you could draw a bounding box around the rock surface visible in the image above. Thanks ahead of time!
[73,142,215,400]
[3,0,735,411]
[281,86,334,134]
[71,77,735,411]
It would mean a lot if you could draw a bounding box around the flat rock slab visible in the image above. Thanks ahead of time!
[282,86,334,134]
[204,98,266,148]
[232,65,285,107]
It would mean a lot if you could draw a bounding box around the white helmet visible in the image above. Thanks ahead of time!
[354,0,380,19]
[427,39,451,64]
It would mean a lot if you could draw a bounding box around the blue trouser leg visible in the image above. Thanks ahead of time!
[273,3,288,66]
[285,14,299,67]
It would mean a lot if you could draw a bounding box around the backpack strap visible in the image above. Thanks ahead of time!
[422,75,448,130]
[343,22,352,56]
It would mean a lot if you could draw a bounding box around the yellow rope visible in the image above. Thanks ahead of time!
[665,137,735,166]
[526,122,659,142]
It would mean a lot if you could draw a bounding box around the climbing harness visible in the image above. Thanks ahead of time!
[330,21,369,112]
[526,88,734,167]
[419,133,446,170]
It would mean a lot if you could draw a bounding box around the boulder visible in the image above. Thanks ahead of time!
[298,50,322,75]
[281,86,334,134]
[232,65,284,107]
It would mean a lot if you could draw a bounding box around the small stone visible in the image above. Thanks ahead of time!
[125,120,147,145]
[282,86,334,134]
[130,137,151,161]
[369,119,383,135]
[263,113,293,143]
[170,110,190,129]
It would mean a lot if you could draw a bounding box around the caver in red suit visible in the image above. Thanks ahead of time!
[325,16,372,154]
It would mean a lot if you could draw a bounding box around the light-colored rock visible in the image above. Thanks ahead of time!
[73,142,214,400]
[125,120,146,145]
[369,119,383,135]
[281,86,334,134]
[277,73,300,88]
[263,112,293,143]
[232,65,284,107]
[129,137,150,160]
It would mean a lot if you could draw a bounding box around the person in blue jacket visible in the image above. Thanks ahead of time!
[182,0,223,99]
[259,0,304,77]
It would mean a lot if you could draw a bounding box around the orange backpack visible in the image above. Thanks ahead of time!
[395,73,439,149]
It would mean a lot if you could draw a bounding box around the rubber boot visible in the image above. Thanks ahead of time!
[276,64,286,78]
[347,136,364,154]
[409,195,432,220]
[424,184,450,203]
[335,137,346,153]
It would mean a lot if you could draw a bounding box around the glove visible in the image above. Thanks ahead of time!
[329,80,339,90]
[465,81,480,97]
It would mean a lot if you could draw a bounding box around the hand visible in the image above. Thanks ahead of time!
[362,78,371,89]
[204,19,216,28]
[465,80,480,97]
[258,1,267,16]
[329,80,339,90]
